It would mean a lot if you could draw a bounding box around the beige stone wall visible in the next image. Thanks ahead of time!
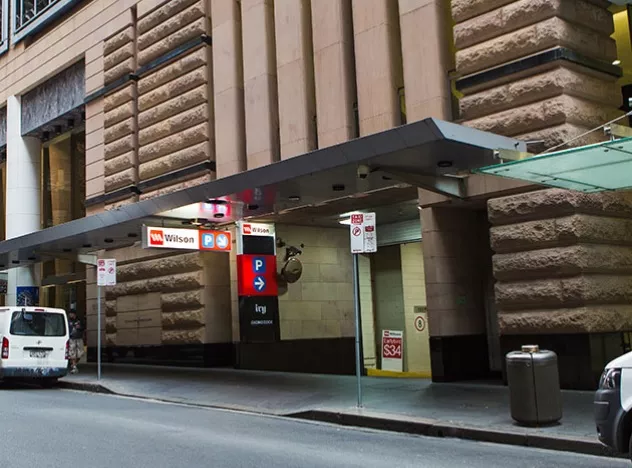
[489,189,632,335]
[276,224,354,340]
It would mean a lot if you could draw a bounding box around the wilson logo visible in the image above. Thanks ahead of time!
[243,224,252,235]
[149,230,164,245]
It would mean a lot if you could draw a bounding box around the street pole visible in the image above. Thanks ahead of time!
[97,284,101,381]
[352,253,362,408]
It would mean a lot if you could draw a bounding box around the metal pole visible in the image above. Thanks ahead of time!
[352,253,362,408]
[97,284,101,381]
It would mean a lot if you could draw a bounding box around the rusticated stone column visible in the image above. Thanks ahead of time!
[489,189,632,389]
[453,0,622,150]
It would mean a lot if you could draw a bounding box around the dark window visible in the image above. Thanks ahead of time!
[10,311,66,337]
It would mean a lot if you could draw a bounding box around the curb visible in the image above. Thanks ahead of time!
[59,381,623,459]
[288,410,625,459]
[58,380,115,395]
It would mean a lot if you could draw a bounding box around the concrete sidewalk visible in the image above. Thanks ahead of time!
[60,363,617,458]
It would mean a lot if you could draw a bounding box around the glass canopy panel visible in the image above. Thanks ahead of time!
[476,136,632,193]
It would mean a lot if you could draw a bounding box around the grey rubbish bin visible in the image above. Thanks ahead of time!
[506,345,562,426]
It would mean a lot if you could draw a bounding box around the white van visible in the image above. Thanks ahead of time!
[0,307,69,387]
[594,351,632,460]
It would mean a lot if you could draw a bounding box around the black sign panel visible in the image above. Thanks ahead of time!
[239,295,280,343]
[242,235,275,255]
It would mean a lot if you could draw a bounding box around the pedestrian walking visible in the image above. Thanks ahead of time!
[67,308,84,374]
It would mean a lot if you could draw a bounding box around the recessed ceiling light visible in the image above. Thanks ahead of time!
[332,184,345,191]
[104,238,114,243]
[437,160,453,168]
[213,213,225,218]
[613,59,622,66]
[288,195,300,201]
[206,198,228,205]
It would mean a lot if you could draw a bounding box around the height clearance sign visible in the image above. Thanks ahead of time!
[142,226,232,252]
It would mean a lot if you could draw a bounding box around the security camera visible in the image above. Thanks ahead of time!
[357,164,370,179]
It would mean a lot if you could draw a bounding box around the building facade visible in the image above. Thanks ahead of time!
[0,0,629,389]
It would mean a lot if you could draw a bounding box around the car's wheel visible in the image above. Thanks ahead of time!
[39,378,58,389]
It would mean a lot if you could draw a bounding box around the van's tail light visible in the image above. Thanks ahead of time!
[2,337,9,359]
[65,340,69,360]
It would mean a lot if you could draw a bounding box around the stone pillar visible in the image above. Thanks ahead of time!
[398,0,453,122]
[274,0,317,159]
[241,0,280,169]
[351,0,404,136]
[5,95,41,306]
[310,0,357,147]
[489,189,632,389]
[421,206,492,381]
[211,0,247,177]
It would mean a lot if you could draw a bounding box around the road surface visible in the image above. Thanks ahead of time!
[0,386,625,468]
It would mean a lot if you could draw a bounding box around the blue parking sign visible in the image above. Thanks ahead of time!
[253,257,266,273]
[202,233,215,248]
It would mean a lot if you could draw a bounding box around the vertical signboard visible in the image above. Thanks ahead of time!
[381,330,403,372]
[236,221,280,343]
[350,213,377,254]
[97,259,117,286]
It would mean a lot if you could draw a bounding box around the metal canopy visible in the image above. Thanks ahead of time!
[0,117,524,270]
[476,136,632,193]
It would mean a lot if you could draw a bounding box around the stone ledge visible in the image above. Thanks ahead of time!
[488,188,632,225]
[139,103,208,146]
[138,172,213,201]
[138,2,206,51]
[138,17,208,67]
[455,0,612,50]
[162,290,205,312]
[451,0,515,24]
[116,252,203,282]
[162,327,204,345]
[499,305,632,333]
[464,93,620,137]
[493,244,632,281]
[137,48,207,96]
[139,142,209,181]
[138,0,200,35]
[106,271,205,299]
[456,17,617,76]
[104,101,135,129]
[491,214,632,253]
[496,274,632,309]
[138,122,208,162]
[139,84,207,129]
[104,26,134,57]
[162,309,205,329]
[460,66,621,121]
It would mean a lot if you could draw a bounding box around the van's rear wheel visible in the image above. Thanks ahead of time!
[39,378,58,389]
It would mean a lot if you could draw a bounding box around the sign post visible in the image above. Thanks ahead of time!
[349,212,377,408]
[96,258,116,381]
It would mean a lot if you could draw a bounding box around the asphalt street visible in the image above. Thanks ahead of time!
[0,386,625,468]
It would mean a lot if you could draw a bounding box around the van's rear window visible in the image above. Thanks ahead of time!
[10,312,66,337]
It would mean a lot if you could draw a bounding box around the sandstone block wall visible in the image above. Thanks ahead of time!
[453,0,622,152]
[489,188,632,335]
[103,23,139,209]
[88,249,231,347]
[137,0,214,197]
